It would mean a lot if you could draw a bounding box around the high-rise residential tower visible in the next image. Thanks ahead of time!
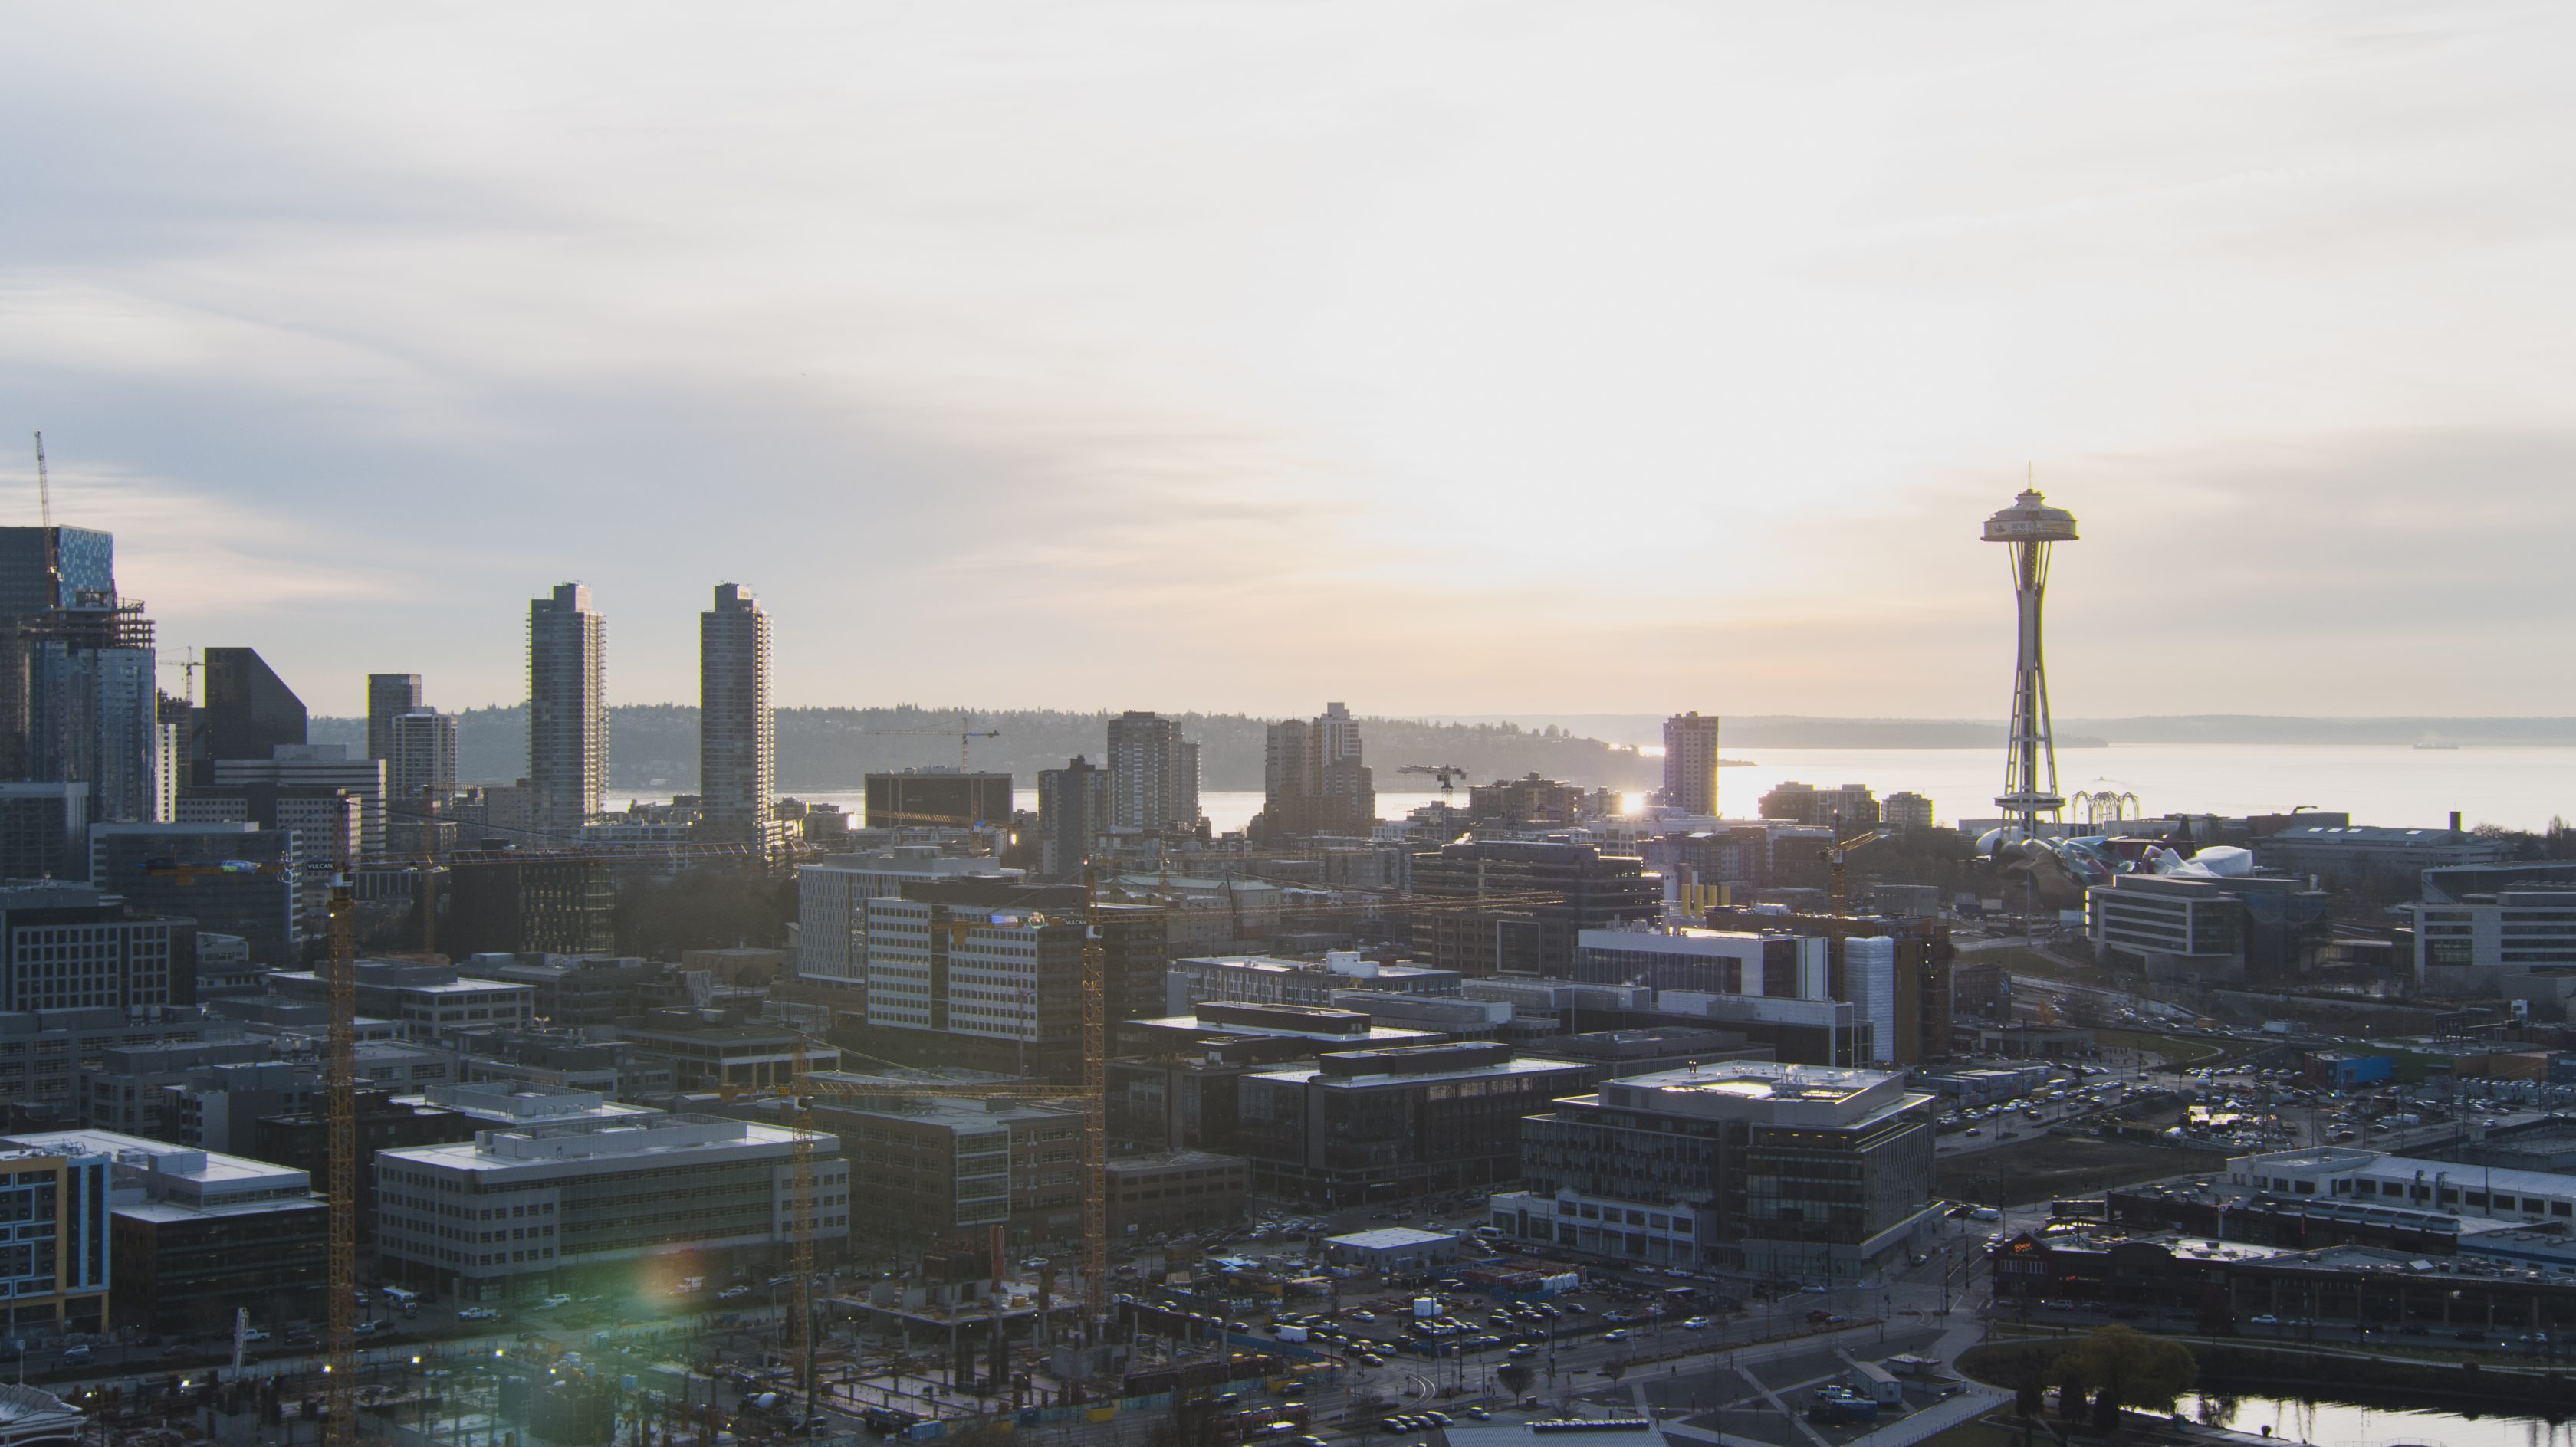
[366,674,421,763]
[1106,710,1200,833]
[698,582,774,842]
[1661,711,1720,815]
[528,583,608,838]
[1260,702,1375,838]
[1036,756,1108,879]
[387,710,458,807]
[1983,488,2078,838]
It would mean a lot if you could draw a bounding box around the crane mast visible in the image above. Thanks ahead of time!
[1079,869,1108,1334]
[324,881,359,1447]
[788,1032,819,1422]
[31,433,51,530]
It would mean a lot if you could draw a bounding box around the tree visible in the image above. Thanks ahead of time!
[2194,1286,2235,1338]
[1495,1363,1536,1402]
[2052,1326,2198,1434]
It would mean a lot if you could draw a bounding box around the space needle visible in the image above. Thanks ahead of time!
[1984,486,2078,839]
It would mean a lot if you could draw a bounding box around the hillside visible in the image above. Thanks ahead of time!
[309,707,1662,794]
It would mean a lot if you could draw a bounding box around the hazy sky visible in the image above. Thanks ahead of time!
[3,3,2571,718]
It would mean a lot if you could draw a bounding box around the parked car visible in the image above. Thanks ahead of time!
[460,1307,501,1321]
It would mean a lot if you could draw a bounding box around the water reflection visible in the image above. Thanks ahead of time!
[2187,1392,2571,1447]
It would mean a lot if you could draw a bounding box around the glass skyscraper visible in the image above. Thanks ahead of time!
[0,526,160,823]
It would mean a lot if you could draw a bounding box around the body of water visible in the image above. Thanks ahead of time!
[1707,743,2576,834]
[620,743,2576,834]
[2187,1391,2569,1447]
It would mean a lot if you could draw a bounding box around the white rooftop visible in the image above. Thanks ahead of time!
[1324,1226,1457,1251]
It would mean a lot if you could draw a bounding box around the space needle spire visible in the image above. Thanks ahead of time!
[1984,482,2078,838]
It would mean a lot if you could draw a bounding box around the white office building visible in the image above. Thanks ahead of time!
[790,847,1020,989]
[2229,1147,2576,1227]
[208,745,389,858]
[1842,936,1897,1066]
[374,1094,844,1301]
[270,960,535,1043]
[1574,924,1828,997]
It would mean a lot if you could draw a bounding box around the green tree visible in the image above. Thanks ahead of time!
[2193,1287,2234,1337]
[2052,1326,2197,1434]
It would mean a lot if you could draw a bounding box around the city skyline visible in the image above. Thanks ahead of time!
[5,6,2574,720]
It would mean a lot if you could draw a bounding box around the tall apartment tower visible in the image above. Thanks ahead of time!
[1261,702,1375,838]
[1037,756,1109,880]
[1106,711,1200,833]
[366,674,421,763]
[698,582,774,842]
[527,583,608,838]
[1662,711,1721,815]
[387,710,458,806]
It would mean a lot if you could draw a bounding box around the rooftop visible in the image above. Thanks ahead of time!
[2239,1147,2576,1202]
[1250,1052,1587,1088]
[1130,1012,1434,1045]
[382,1113,825,1172]
[2269,825,2480,845]
[1621,1061,1888,1104]
[3,1129,317,1219]
[1325,1226,1457,1251]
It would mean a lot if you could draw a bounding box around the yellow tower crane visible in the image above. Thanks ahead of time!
[136,858,350,1439]
[870,711,1001,773]
[1821,828,1888,926]
[777,879,1578,1396]
[1397,764,1468,809]
[325,880,360,1447]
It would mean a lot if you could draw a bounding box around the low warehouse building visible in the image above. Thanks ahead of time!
[1322,1226,1462,1274]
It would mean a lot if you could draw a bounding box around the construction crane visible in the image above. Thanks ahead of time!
[31,432,51,529]
[324,881,359,1447]
[1398,763,1468,807]
[787,1033,820,1426]
[144,861,355,1447]
[1820,828,1888,927]
[872,710,1001,773]
[781,871,1115,1356]
[162,645,202,706]
[777,881,1573,1382]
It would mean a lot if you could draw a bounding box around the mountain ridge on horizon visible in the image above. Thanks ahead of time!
[304,705,2574,794]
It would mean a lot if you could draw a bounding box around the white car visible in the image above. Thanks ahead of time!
[537,1294,573,1309]
[459,1307,500,1321]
